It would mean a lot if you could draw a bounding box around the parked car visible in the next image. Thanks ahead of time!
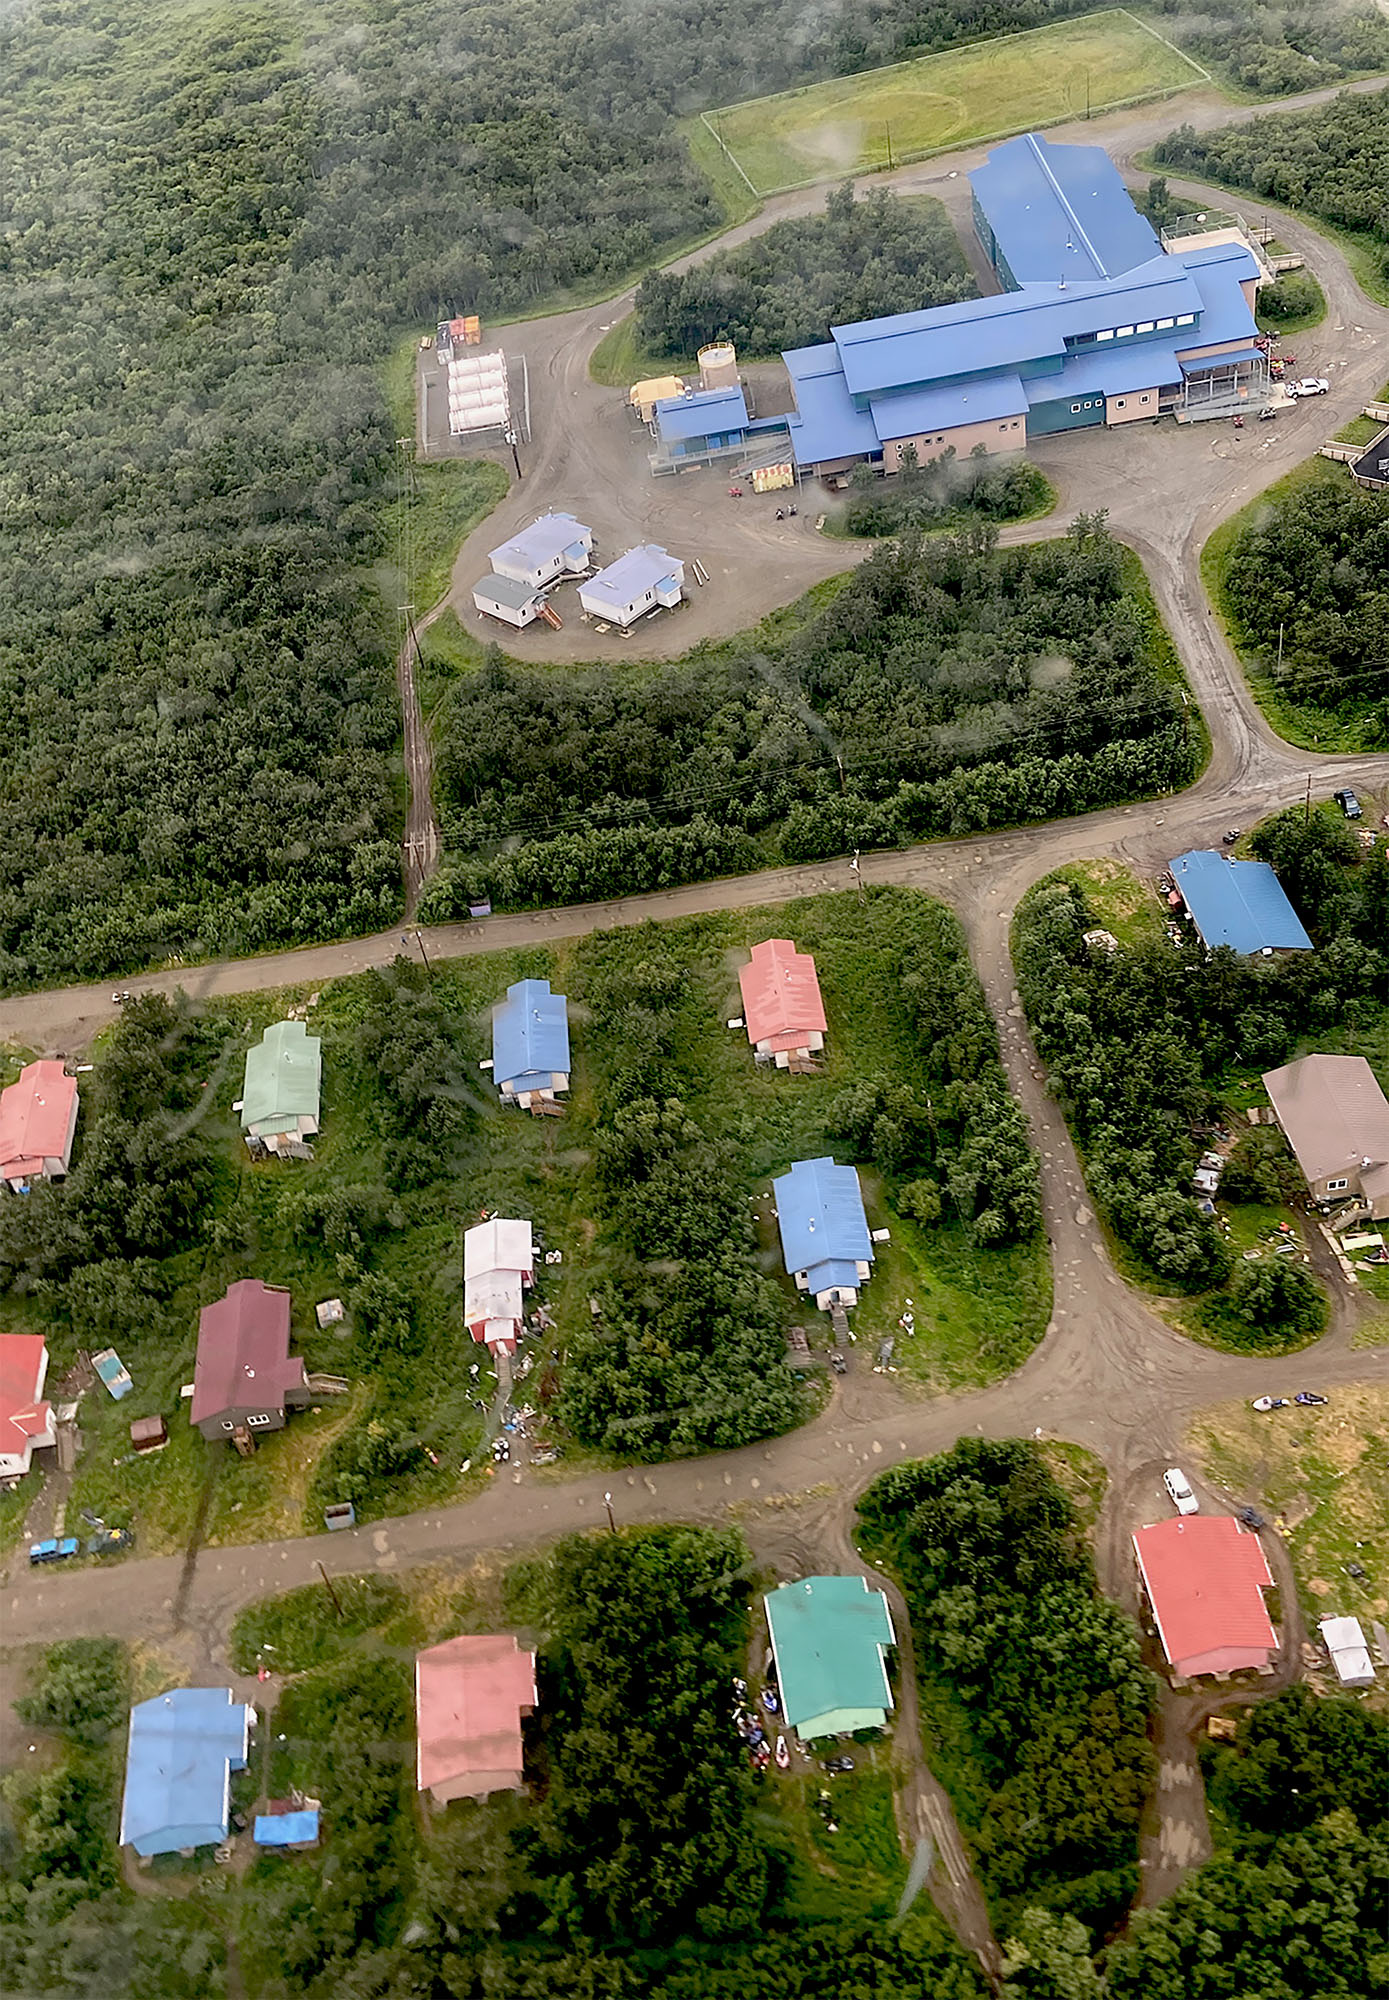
[1291,376,1329,396]
[821,1755,855,1773]
[1239,1506,1267,1530]
[1163,1468,1199,1516]
[86,1527,133,1556]
[28,1538,80,1565]
[1332,788,1362,820]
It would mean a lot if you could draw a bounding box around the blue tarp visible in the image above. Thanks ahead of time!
[492,979,571,1094]
[773,1157,872,1300]
[971,131,1162,284]
[120,1688,251,1856]
[1170,851,1313,955]
[254,1810,319,1847]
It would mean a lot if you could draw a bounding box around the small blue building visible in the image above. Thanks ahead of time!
[120,1688,252,1857]
[773,1157,873,1310]
[1170,851,1313,955]
[492,978,571,1109]
[652,386,750,462]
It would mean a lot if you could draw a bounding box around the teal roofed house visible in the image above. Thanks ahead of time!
[238,1020,322,1155]
[765,1575,895,1741]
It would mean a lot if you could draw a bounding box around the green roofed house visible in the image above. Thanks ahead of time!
[765,1575,895,1742]
[237,1020,322,1157]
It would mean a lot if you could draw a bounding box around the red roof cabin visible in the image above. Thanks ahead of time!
[0,1334,54,1482]
[739,939,827,1069]
[415,1633,537,1806]
[0,1061,79,1191]
[1133,1516,1277,1682]
[190,1281,308,1445]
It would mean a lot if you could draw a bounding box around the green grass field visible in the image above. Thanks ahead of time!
[704,10,1207,196]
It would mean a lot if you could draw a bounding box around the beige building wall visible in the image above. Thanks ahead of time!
[881,413,1025,469]
[430,1765,525,1806]
[1177,335,1260,365]
[1105,387,1163,424]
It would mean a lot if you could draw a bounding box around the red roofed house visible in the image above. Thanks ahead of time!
[1133,1516,1277,1682]
[415,1633,537,1806]
[0,1334,54,1482]
[0,1062,79,1192]
[190,1281,308,1446]
[739,939,827,1070]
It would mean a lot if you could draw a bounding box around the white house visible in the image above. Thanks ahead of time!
[488,513,592,590]
[463,1218,536,1356]
[578,545,684,629]
[473,573,543,629]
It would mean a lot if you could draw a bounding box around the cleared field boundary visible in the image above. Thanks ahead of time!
[699,9,1211,199]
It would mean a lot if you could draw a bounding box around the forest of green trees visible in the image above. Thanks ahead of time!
[633,183,973,358]
[861,1441,1156,1939]
[1013,813,1388,1313]
[1217,474,1389,746]
[423,518,1199,919]
[1153,89,1389,292]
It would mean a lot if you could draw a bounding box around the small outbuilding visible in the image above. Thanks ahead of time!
[0,1060,79,1191]
[129,1414,169,1455]
[629,375,687,423]
[1261,1053,1389,1220]
[120,1688,252,1857]
[472,572,543,628]
[1168,850,1312,956]
[492,979,570,1110]
[1133,1516,1277,1681]
[579,546,685,628]
[0,1334,53,1481]
[773,1156,873,1310]
[463,1217,535,1356]
[764,1575,895,1741]
[739,938,827,1068]
[415,1633,537,1805]
[190,1280,308,1444]
[239,1021,322,1155]
[487,512,592,590]
[1318,1614,1376,1688]
[652,386,749,461]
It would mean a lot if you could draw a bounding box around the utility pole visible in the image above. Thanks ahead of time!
[505,427,522,480]
[603,1491,617,1536]
[316,1562,344,1621]
[1085,70,1091,121]
[1304,772,1312,824]
[402,928,433,978]
[885,123,894,173]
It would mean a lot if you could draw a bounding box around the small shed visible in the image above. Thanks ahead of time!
[1319,1614,1376,1687]
[652,386,749,461]
[130,1414,168,1454]
[472,572,543,628]
[629,375,686,423]
[579,546,685,628]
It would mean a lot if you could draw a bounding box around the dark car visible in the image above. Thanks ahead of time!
[29,1538,80,1565]
[1239,1506,1266,1530]
[86,1527,133,1556]
[821,1755,855,1774]
[1333,788,1362,820]
[829,1353,848,1375]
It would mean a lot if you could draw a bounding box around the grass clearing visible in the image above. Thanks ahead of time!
[1052,857,1164,948]
[1188,1384,1389,1646]
[589,313,697,391]
[1040,1441,1108,1538]
[1201,454,1382,754]
[705,12,1207,196]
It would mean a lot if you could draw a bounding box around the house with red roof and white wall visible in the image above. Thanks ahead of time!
[0,1062,79,1192]
[0,1334,55,1482]
[739,939,827,1070]
[1132,1515,1277,1683]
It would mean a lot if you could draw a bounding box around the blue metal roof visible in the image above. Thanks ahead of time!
[489,512,589,573]
[971,132,1162,284]
[785,359,881,466]
[1024,339,1184,404]
[1175,249,1260,348]
[120,1688,251,1857]
[832,261,1203,399]
[1170,852,1313,955]
[583,545,681,610]
[492,978,571,1091]
[654,386,749,443]
[254,1809,319,1846]
[773,1157,872,1290]
[872,373,1028,440]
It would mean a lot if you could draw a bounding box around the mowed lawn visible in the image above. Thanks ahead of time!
[708,11,1206,194]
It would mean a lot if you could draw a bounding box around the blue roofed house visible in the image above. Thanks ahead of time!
[782,129,1268,479]
[773,1156,873,1310]
[579,545,685,628]
[651,385,750,466]
[492,978,571,1111]
[1170,850,1313,956]
[120,1688,252,1857]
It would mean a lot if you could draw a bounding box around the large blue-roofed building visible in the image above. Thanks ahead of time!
[781,130,1269,477]
[1170,851,1313,956]
[773,1157,873,1311]
[120,1688,252,1857]
[493,978,571,1109]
